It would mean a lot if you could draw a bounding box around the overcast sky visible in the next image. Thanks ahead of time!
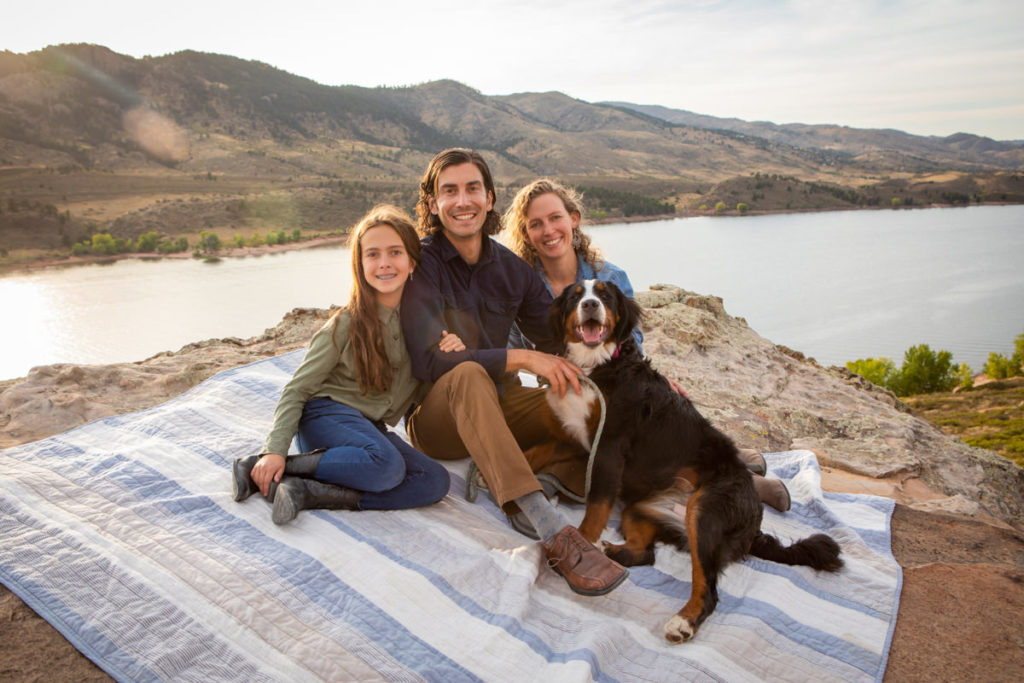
[5,0,1023,140]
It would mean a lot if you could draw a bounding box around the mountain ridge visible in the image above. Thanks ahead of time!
[2,44,1023,266]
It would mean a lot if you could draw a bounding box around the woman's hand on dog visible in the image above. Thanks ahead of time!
[668,378,688,398]
[507,348,583,397]
[250,453,286,497]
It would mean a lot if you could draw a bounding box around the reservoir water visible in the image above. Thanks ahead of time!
[1,204,1022,382]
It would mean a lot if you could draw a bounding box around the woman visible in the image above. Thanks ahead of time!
[504,179,791,512]
[232,205,461,524]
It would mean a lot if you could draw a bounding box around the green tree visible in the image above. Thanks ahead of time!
[90,233,117,255]
[198,231,222,253]
[232,233,246,248]
[984,352,1019,379]
[136,232,161,252]
[158,236,189,254]
[1012,330,1024,371]
[956,363,974,389]
[888,344,958,396]
[737,202,749,214]
[714,201,727,213]
[846,357,896,387]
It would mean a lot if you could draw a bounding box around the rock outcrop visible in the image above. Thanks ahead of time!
[0,307,331,449]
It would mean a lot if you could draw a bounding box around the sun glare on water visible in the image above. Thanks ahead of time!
[0,278,61,380]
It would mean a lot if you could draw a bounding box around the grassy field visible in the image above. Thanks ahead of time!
[905,377,1024,467]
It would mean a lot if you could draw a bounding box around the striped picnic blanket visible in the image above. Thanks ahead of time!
[0,350,901,681]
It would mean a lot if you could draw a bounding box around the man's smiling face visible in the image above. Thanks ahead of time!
[428,162,494,245]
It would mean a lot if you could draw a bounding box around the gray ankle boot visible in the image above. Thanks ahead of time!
[271,477,363,525]
[283,448,327,477]
[232,454,279,502]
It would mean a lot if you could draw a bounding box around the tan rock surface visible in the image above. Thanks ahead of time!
[2,288,1022,681]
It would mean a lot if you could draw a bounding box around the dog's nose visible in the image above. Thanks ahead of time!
[581,299,599,312]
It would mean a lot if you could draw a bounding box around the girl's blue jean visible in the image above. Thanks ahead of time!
[296,397,449,510]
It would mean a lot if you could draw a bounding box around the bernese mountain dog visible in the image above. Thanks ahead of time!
[526,279,843,643]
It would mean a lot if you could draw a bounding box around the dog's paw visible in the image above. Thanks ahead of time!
[603,542,655,567]
[664,615,696,643]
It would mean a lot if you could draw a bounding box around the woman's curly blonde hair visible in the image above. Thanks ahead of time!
[503,178,602,269]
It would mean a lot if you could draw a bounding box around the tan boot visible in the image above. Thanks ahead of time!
[737,448,767,475]
[753,474,791,512]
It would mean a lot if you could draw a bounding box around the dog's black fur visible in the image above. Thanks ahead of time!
[537,279,843,643]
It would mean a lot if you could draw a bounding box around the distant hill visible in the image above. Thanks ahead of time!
[603,101,1024,169]
[1,44,1023,266]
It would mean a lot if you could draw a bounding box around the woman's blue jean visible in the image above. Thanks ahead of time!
[296,397,450,510]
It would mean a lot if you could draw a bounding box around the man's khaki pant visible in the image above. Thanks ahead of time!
[407,362,585,511]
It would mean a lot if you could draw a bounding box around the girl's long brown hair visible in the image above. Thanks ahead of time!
[335,204,421,394]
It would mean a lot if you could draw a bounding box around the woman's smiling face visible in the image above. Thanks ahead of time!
[525,192,579,263]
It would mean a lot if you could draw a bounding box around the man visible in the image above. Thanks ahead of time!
[400,148,628,597]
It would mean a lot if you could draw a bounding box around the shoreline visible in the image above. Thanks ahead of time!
[0,234,352,275]
[4,201,1018,275]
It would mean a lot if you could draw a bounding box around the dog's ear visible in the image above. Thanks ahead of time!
[611,284,645,343]
[548,284,578,353]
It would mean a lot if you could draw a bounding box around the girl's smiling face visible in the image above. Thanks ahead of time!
[525,192,580,263]
[360,223,414,308]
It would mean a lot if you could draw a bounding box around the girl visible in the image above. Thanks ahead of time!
[504,179,791,512]
[232,205,462,524]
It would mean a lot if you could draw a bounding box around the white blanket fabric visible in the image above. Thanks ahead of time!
[0,350,901,682]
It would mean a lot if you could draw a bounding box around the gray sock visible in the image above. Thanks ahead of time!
[515,490,571,542]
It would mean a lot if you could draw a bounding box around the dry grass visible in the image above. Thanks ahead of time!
[905,377,1024,466]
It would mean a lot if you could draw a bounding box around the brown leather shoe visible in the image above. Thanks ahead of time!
[543,526,629,596]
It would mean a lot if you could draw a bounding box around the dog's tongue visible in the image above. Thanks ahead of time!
[580,321,605,344]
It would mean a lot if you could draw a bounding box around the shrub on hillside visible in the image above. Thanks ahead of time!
[198,231,222,253]
[847,344,958,396]
[136,232,161,252]
[888,344,958,395]
[983,331,1024,379]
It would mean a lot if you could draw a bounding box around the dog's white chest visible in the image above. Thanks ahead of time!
[547,384,599,451]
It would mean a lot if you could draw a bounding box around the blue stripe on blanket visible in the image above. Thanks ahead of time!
[309,511,622,683]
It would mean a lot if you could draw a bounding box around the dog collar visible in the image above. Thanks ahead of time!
[612,343,623,359]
